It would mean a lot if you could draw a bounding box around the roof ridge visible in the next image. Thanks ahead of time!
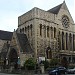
[0,30,13,40]
[47,3,63,14]
[0,30,12,33]
[16,33,33,53]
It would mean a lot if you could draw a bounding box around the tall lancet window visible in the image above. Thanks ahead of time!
[47,26,49,37]
[58,31,61,50]
[44,26,46,38]
[20,29,22,33]
[28,26,29,37]
[25,27,27,32]
[51,27,53,39]
[30,24,32,36]
[22,28,24,33]
[54,27,56,38]
[73,34,75,50]
[40,24,42,36]
[66,33,68,50]
[73,34,74,51]
[69,33,72,50]
[62,32,65,50]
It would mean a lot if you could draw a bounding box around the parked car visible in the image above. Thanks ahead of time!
[48,67,67,75]
[67,68,75,74]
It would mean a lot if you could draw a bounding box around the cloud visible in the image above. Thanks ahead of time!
[0,12,18,31]
[32,0,64,10]
[0,0,75,31]
[74,0,75,23]
[32,0,54,10]
[70,0,75,23]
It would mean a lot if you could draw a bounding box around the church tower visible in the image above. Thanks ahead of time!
[17,1,75,64]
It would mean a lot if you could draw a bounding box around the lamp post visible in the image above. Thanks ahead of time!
[17,57,20,68]
[6,58,8,65]
[17,57,20,64]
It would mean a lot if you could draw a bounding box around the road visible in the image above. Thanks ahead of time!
[0,73,75,75]
[0,73,19,75]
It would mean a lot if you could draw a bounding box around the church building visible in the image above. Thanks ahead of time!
[0,1,75,66]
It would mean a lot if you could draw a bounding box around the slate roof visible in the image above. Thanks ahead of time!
[17,33,33,53]
[47,3,62,14]
[0,30,13,40]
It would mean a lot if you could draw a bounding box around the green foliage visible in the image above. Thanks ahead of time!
[41,60,50,69]
[61,57,68,68]
[24,58,36,70]
[50,58,59,67]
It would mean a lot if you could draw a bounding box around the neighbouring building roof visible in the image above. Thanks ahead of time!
[0,30,13,40]
[47,3,62,14]
[17,33,33,54]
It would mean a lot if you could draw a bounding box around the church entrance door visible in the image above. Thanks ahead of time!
[8,48,18,69]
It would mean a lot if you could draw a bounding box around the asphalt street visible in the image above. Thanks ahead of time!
[0,73,75,75]
[0,73,19,75]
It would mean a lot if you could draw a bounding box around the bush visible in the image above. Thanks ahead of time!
[50,58,59,67]
[60,57,68,68]
[24,58,36,70]
[40,60,50,70]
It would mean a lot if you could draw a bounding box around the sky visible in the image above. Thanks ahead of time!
[0,0,75,32]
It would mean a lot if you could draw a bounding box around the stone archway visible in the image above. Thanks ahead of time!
[8,48,18,69]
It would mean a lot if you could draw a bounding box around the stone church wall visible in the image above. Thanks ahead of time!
[0,40,7,52]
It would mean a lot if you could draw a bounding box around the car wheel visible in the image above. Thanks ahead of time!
[65,72,67,75]
[56,72,58,75]
[74,71,75,74]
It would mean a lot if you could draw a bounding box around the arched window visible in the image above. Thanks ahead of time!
[44,26,46,38]
[30,24,32,36]
[22,28,24,33]
[20,29,22,33]
[69,33,72,42]
[47,26,49,37]
[66,33,68,50]
[62,32,64,50]
[69,33,72,50]
[46,47,52,59]
[54,27,56,38]
[25,27,27,32]
[28,26,29,37]
[58,31,61,50]
[40,24,42,36]
[73,34,75,51]
[51,27,53,39]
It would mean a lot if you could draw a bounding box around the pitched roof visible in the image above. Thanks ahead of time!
[0,30,13,40]
[17,33,33,54]
[47,3,62,14]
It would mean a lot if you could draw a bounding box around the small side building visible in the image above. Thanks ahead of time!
[0,30,13,65]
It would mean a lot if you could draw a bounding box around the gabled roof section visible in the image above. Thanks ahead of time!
[47,3,63,14]
[16,33,33,54]
[0,30,13,40]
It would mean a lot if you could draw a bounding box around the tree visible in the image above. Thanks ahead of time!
[40,60,50,70]
[50,58,59,67]
[61,57,68,68]
[24,58,36,70]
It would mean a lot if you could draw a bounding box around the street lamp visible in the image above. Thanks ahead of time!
[18,57,20,64]
[6,58,8,65]
[18,57,20,59]
[17,57,20,68]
